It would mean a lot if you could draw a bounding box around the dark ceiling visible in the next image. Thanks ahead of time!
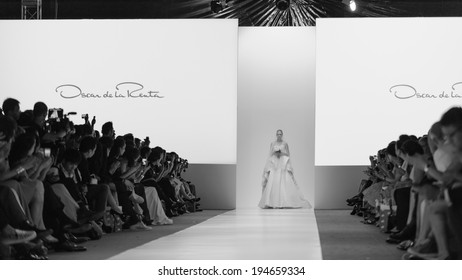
[1,0,462,26]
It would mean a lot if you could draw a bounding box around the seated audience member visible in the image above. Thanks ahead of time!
[101,121,115,139]
[108,138,150,230]
[2,98,25,136]
[0,116,57,244]
[79,136,121,215]
[412,107,462,259]
[142,147,179,217]
[53,148,106,224]
[0,202,37,259]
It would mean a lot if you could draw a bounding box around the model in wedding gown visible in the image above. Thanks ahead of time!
[258,130,311,209]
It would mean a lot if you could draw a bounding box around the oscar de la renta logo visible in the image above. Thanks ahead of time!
[55,82,164,99]
[389,82,462,99]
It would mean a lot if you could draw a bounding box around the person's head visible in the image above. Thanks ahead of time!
[79,136,97,159]
[110,137,126,158]
[419,135,431,156]
[62,148,82,173]
[124,146,140,167]
[8,132,36,166]
[395,134,411,160]
[142,137,150,147]
[2,98,21,121]
[150,146,165,166]
[80,124,94,137]
[140,146,151,159]
[123,133,134,144]
[440,107,462,151]
[0,116,17,159]
[428,122,444,153]
[135,138,141,149]
[99,136,114,157]
[276,129,283,141]
[401,139,424,164]
[33,102,48,127]
[101,122,114,138]
[386,141,397,159]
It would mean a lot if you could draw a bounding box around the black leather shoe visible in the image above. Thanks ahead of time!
[390,228,415,241]
[54,240,87,252]
[63,233,90,244]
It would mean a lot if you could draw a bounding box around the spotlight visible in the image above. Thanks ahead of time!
[210,0,224,14]
[349,0,357,11]
[275,0,290,11]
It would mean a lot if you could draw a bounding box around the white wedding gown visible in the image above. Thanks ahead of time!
[258,141,311,209]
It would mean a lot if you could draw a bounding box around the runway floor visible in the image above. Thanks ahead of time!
[111,208,322,260]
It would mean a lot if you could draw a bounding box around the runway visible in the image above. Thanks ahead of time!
[111,208,322,260]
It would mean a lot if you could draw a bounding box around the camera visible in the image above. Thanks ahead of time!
[48,108,63,120]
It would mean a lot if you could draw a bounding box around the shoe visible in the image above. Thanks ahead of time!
[54,240,87,252]
[390,226,401,234]
[397,240,414,251]
[41,234,59,244]
[129,221,152,230]
[390,225,415,241]
[385,237,402,244]
[157,218,173,225]
[408,239,437,256]
[0,228,37,246]
[63,233,89,244]
[402,252,424,260]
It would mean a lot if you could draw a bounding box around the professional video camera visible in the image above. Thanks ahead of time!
[46,108,76,135]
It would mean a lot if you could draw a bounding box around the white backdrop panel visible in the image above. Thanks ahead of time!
[316,18,462,166]
[0,19,237,164]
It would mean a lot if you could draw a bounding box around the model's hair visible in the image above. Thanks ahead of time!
[276,129,283,134]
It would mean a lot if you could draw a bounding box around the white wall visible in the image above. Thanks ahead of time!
[237,27,316,209]
[182,164,236,210]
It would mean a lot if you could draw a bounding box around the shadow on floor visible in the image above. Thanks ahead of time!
[315,210,404,260]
